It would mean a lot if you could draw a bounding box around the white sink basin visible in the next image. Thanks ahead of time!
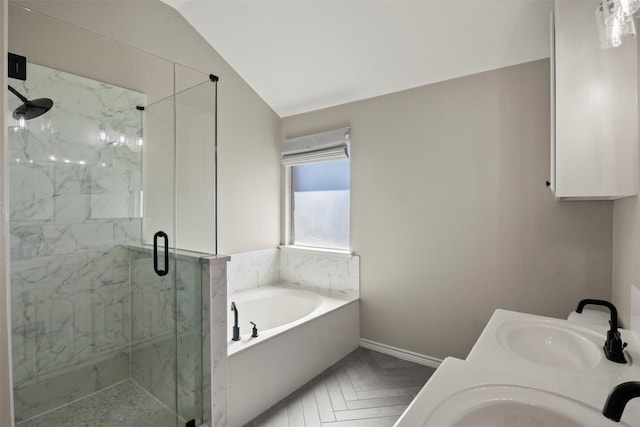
[467,310,632,377]
[496,321,603,369]
[423,385,628,427]
[394,358,635,427]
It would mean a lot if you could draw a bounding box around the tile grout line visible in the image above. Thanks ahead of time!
[129,378,185,423]
[249,348,435,427]
[334,367,350,408]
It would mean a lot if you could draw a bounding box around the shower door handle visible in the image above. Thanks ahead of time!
[153,231,169,277]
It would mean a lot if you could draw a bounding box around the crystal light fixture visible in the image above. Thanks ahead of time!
[596,0,637,49]
[620,0,640,15]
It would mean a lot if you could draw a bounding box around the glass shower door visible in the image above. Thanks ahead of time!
[131,93,181,427]
[174,76,218,426]
[137,76,218,426]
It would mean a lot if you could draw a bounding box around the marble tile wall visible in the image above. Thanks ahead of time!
[280,248,360,296]
[204,256,230,427]
[203,262,212,426]
[227,248,280,295]
[129,248,176,414]
[228,248,360,297]
[8,63,145,422]
[130,247,225,426]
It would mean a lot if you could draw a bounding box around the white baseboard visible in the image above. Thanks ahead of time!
[360,339,442,369]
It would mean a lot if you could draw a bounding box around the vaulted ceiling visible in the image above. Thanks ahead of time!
[161,0,554,117]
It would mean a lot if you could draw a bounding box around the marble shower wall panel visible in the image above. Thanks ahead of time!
[207,257,229,427]
[130,247,207,423]
[177,255,203,422]
[227,248,280,295]
[114,218,143,247]
[113,83,143,219]
[8,63,145,422]
[130,248,175,344]
[202,265,211,426]
[280,249,360,296]
[130,247,176,413]
[13,352,129,422]
[11,251,130,377]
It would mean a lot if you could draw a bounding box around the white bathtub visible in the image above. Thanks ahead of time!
[227,284,359,427]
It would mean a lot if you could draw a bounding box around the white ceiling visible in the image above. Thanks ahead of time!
[161,0,554,117]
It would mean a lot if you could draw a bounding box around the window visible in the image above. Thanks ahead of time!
[291,159,350,249]
[283,128,350,251]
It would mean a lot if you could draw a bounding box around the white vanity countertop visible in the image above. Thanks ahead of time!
[394,356,634,427]
[468,309,637,378]
[395,309,640,426]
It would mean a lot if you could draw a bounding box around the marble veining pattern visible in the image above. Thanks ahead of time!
[130,248,177,415]
[227,248,280,295]
[280,249,360,296]
[13,353,129,423]
[208,259,229,427]
[130,247,227,425]
[202,266,212,426]
[9,63,145,422]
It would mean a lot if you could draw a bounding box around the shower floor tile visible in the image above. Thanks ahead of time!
[16,379,178,427]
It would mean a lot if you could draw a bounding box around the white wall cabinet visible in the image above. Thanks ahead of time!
[551,0,637,200]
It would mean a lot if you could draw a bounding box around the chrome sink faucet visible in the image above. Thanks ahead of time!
[231,302,240,341]
[603,382,640,422]
[575,299,627,364]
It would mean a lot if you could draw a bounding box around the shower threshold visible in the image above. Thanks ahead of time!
[16,379,182,427]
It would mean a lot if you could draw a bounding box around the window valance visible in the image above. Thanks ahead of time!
[281,127,350,166]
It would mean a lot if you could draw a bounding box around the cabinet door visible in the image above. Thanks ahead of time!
[553,0,637,199]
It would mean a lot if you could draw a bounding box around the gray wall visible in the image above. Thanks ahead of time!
[13,0,282,255]
[282,59,614,359]
[612,36,640,328]
[1,0,15,424]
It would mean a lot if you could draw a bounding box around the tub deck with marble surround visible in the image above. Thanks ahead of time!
[16,379,179,427]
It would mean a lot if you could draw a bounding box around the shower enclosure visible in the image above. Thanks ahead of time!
[7,4,218,426]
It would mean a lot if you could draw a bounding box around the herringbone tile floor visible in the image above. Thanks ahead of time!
[246,347,436,427]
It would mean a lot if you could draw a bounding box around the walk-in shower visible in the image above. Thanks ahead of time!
[7,4,218,426]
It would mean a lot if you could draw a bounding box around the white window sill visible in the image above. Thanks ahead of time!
[279,245,354,259]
